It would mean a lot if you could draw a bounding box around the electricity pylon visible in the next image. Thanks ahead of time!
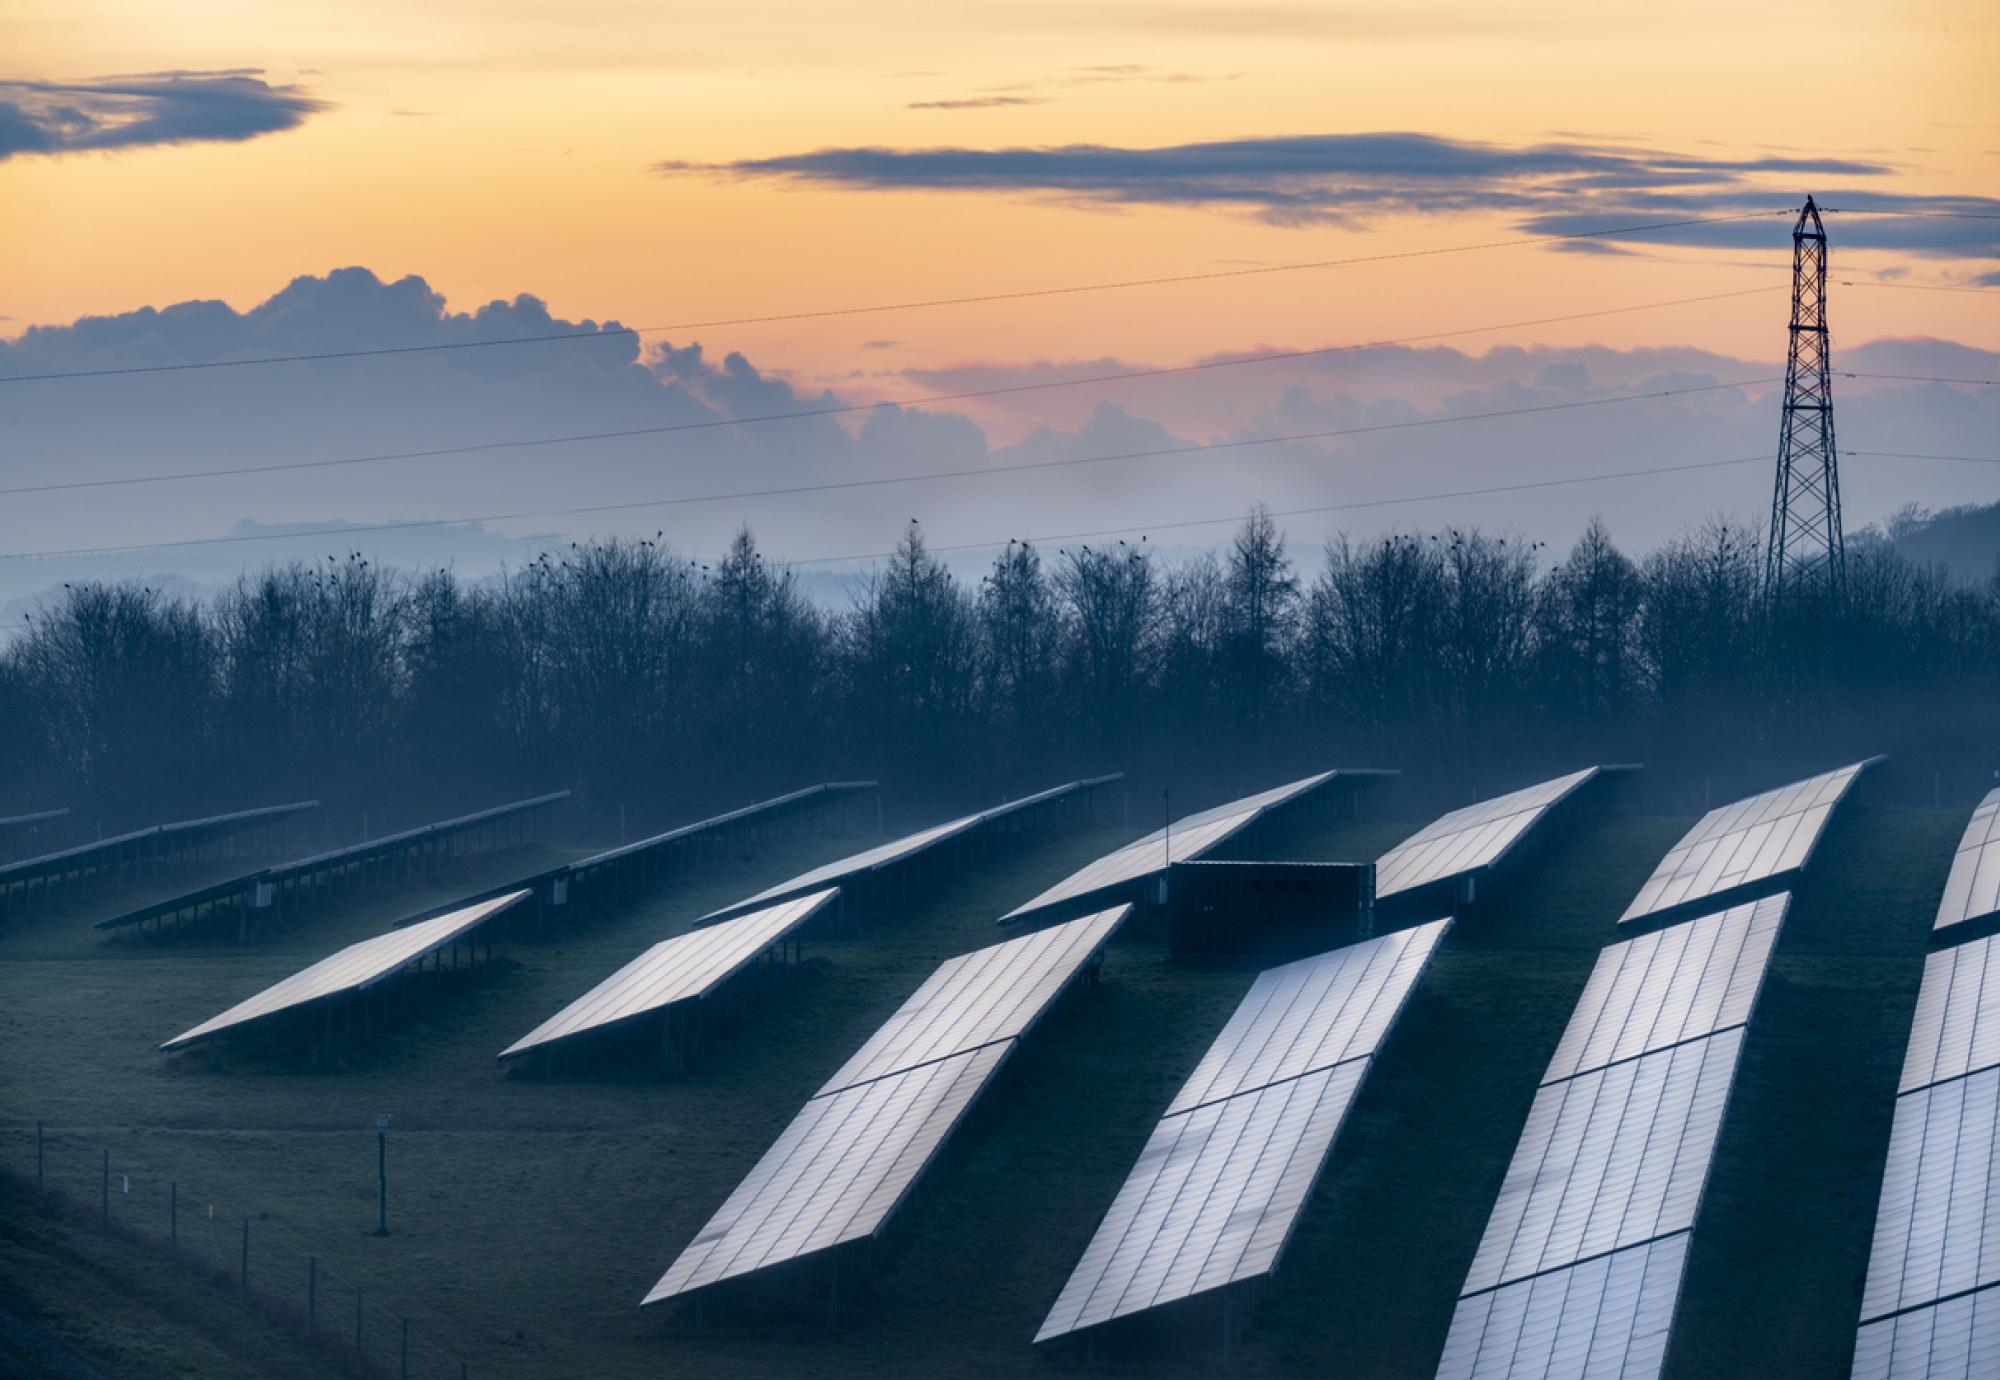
[1763,195,1846,606]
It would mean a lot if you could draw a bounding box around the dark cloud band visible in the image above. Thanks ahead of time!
[0,71,327,162]
[659,130,1997,257]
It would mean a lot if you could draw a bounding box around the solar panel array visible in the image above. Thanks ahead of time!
[1437,1233,1689,1380]
[1620,760,1873,924]
[1035,918,1451,1342]
[1935,788,2000,933]
[1375,768,1599,899]
[644,905,1129,1305]
[1854,1285,2000,1380]
[702,775,1118,925]
[1542,896,1784,1084]
[1001,770,1361,924]
[1441,892,1788,1377]
[159,890,530,1051]
[558,782,875,878]
[97,791,570,932]
[818,910,1130,1095]
[1856,928,2000,1373]
[0,799,319,891]
[496,888,839,1062]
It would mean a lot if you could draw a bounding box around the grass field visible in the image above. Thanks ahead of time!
[0,790,1965,1378]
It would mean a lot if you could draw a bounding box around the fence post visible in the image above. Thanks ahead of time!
[101,1148,108,1222]
[240,1216,249,1290]
[308,1256,316,1332]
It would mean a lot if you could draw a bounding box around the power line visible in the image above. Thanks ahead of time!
[793,446,2000,567]
[793,457,1782,566]
[0,211,1793,385]
[1840,280,2000,296]
[0,286,1784,500]
[1842,371,2000,386]
[3,394,1991,564]
[0,379,1782,559]
[1823,208,2000,221]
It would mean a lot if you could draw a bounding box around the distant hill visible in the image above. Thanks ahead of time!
[1889,500,2000,584]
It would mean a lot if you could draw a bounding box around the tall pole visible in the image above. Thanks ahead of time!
[1763,195,1846,607]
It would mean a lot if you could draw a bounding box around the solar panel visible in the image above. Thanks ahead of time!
[1375,769,1599,899]
[1461,1029,1741,1294]
[1437,1233,1689,1380]
[561,782,875,875]
[1166,918,1451,1115]
[0,799,319,885]
[1620,760,1875,924]
[1034,1060,1368,1342]
[1900,933,2000,1094]
[818,906,1128,1095]
[1035,921,1449,1342]
[643,1042,1008,1304]
[159,890,529,1051]
[1001,771,1350,923]
[1937,789,2000,932]
[1853,1284,2000,1380]
[701,776,1116,924]
[496,889,839,1062]
[645,902,1130,1304]
[1860,1066,2000,1321]
[1543,895,1786,1085]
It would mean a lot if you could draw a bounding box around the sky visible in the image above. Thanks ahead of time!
[1,0,1996,605]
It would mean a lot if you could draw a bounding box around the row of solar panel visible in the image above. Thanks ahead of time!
[1437,759,1893,1378]
[150,760,1571,1059]
[1439,892,1788,1378]
[642,762,1521,1330]
[0,799,321,885]
[1038,917,1452,1341]
[1443,755,1955,1378]
[1851,788,2000,1379]
[645,904,1132,1303]
[150,759,1897,1367]
[98,790,572,932]
[158,776,1112,1055]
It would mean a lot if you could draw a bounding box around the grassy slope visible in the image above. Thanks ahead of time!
[0,799,1967,1378]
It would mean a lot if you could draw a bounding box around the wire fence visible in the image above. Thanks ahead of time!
[15,1122,474,1378]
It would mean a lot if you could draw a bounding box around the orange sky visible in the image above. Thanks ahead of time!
[5,0,1997,383]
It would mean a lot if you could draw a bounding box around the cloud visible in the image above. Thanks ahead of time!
[658,130,2000,258]
[659,131,1881,224]
[908,96,1046,110]
[0,269,1994,613]
[0,71,327,162]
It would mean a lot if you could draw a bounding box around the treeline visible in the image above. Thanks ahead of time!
[1,512,1995,830]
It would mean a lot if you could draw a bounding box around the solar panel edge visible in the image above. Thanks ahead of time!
[158,888,530,1052]
[1620,761,1874,924]
[818,905,1128,1096]
[1375,767,1601,899]
[1164,918,1449,1116]
[498,887,838,1061]
[1002,770,1352,924]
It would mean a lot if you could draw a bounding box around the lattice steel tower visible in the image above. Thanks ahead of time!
[1763,196,1845,604]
